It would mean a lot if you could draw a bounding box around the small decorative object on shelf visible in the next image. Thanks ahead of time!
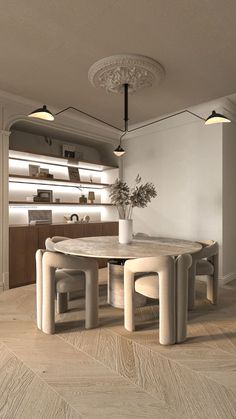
[55,198,60,203]
[89,175,93,183]
[109,175,157,244]
[34,189,53,203]
[88,191,95,204]
[64,214,79,223]
[68,166,80,181]
[37,168,54,179]
[84,215,90,223]
[79,194,87,204]
[29,164,40,177]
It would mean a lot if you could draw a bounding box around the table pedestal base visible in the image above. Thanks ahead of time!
[108,261,146,309]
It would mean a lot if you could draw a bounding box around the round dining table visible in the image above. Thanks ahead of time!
[54,235,202,305]
[55,236,202,345]
[54,235,202,259]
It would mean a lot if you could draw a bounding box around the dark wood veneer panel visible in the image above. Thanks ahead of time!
[9,222,118,288]
[9,226,38,287]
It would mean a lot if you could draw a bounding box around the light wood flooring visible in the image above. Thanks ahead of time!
[0,270,235,418]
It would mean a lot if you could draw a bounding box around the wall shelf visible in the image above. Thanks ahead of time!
[9,174,110,189]
[9,147,117,225]
[9,149,118,172]
[9,201,113,206]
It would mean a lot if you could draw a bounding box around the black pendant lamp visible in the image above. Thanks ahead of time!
[205,110,231,125]
[28,105,54,121]
[113,144,125,157]
[113,83,129,157]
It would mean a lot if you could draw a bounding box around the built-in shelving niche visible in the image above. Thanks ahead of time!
[9,149,118,225]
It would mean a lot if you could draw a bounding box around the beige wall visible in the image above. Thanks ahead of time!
[223,122,236,279]
[123,118,224,276]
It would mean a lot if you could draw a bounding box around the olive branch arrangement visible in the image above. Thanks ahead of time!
[109,175,157,220]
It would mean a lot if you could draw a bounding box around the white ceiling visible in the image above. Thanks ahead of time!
[1,0,236,129]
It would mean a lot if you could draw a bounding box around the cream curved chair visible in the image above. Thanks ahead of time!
[36,247,98,334]
[45,236,85,313]
[188,240,219,310]
[124,254,192,345]
[124,256,175,345]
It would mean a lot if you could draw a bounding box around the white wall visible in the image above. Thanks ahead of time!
[123,118,223,276]
[223,122,236,279]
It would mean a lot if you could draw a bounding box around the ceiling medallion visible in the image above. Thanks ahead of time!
[88,54,165,94]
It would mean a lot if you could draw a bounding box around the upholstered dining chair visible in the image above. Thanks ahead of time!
[124,256,175,345]
[36,245,98,334]
[45,236,85,313]
[188,240,219,310]
[124,254,192,345]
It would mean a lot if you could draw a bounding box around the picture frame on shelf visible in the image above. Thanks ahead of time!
[68,166,80,181]
[62,144,76,159]
[28,210,52,225]
[29,164,40,177]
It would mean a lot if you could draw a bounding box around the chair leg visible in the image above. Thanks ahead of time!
[176,255,191,343]
[124,271,135,332]
[36,249,44,330]
[85,265,98,329]
[188,262,196,310]
[57,292,68,313]
[159,262,175,345]
[207,254,219,305]
[42,263,56,334]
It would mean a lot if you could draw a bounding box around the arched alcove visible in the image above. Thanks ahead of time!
[0,114,119,291]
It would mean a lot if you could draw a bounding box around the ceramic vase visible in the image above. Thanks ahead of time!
[119,219,133,244]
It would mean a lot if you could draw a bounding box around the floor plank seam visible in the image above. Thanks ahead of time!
[102,324,236,395]
[0,338,84,419]
[58,322,236,417]
[57,329,189,419]
[1,280,236,418]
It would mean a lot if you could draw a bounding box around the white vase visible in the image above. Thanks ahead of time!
[119,219,133,244]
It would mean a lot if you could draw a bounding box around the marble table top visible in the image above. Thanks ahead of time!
[54,236,202,259]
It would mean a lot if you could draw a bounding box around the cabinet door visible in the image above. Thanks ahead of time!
[38,224,65,249]
[9,226,38,288]
[64,223,84,238]
[83,223,102,237]
[102,222,118,236]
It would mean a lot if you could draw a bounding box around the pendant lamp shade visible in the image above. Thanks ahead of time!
[205,110,231,125]
[28,105,54,121]
[113,144,125,157]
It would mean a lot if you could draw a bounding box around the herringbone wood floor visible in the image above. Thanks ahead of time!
[0,270,235,418]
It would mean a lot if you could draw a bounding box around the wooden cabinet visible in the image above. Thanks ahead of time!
[9,222,118,288]
[9,226,39,288]
[37,224,65,249]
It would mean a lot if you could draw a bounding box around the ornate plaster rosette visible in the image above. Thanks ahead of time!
[88,54,165,94]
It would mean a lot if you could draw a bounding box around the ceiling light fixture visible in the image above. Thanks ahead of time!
[204,110,231,125]
[28,105,54,121]
[28,54,231,157]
